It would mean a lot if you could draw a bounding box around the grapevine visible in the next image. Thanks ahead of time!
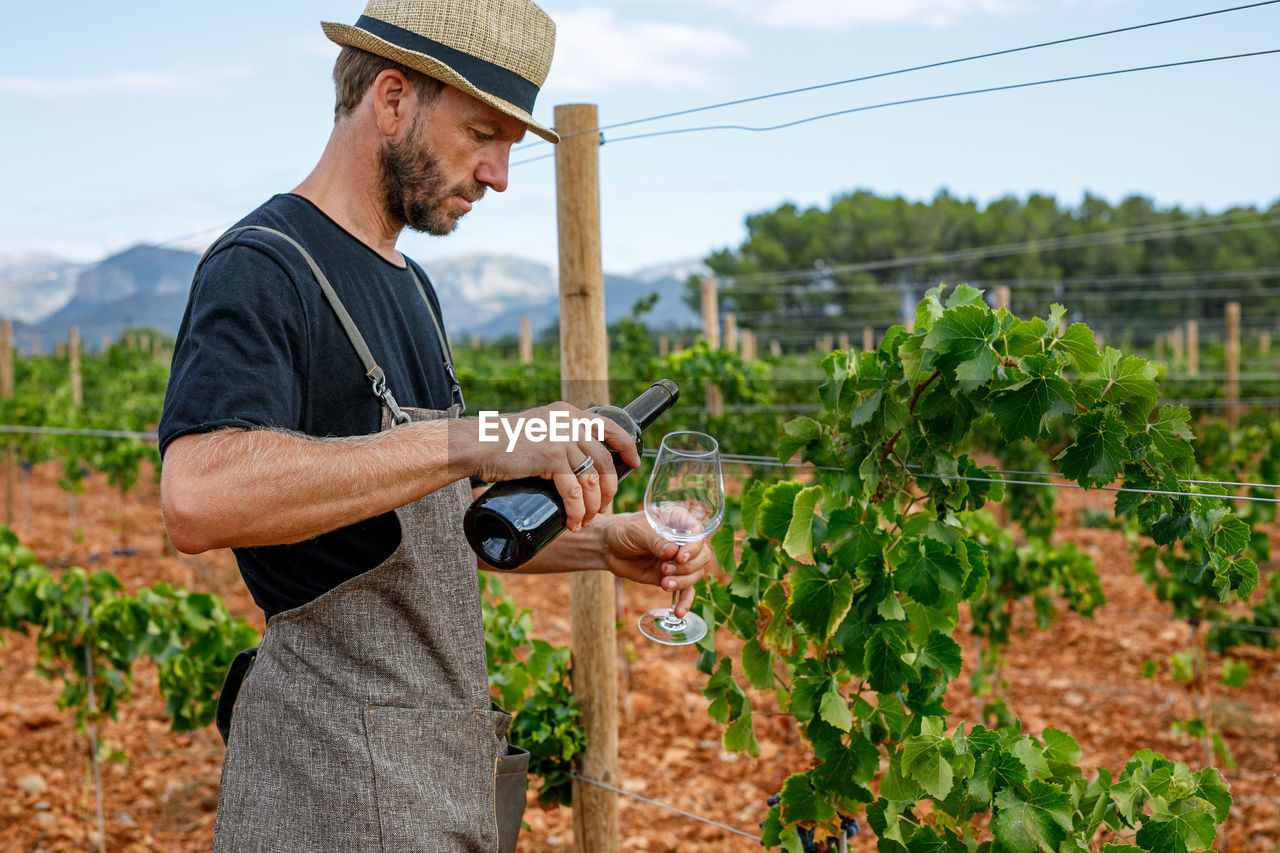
[696,285,1248,850]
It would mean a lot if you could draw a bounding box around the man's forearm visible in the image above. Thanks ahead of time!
[162,422,470,553]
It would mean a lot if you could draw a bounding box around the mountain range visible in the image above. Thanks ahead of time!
[0,245,707,352]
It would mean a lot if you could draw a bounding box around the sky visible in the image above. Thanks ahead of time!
[2,0,1278,276]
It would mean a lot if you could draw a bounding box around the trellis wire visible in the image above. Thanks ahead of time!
[653,449,1280,497]
[569,771,762,841]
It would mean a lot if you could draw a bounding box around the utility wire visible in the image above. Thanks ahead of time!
[514,0,1280,150]
[599,50,1280,147]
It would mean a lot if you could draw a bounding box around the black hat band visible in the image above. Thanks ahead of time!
[354,15,540,113]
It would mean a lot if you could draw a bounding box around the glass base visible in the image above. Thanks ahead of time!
[637,608,708,646]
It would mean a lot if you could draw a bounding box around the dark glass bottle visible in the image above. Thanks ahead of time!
[463,379,679,570]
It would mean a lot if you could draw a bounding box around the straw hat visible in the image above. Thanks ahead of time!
[322,0,558,143]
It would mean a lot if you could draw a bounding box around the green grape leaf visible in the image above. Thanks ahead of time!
[924,304,998,387]
[1091,348,1159,425]
[779,773,836,824]
[819,680,853,732]
[1192,767,1233,822]
[850,388,885,428]
[783,485,823,561]
[894,538,963,606]
[900,717,954,800]
[1056,406,1130,489]
[944,283,987,309]
[988,353,1076,441]
[1210,554,1258,601]
[968,744,1028,805]
[1041,728,1082,767]
[1134,805,1217,853]
[758,481,803,544]
[865,626,911,694]
[1145,406,1195,471]
[1052,322,1102,372]
[1220,658,1248,688]
[814,729,879,798]
[991,782,1073,853]
[789,563,855,638]
[741,638,773,690]
[779,416,822,463]
[723,708,760,755]
[915,632,962,681]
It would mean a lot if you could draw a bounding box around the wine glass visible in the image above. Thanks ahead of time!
[638,431,724,645]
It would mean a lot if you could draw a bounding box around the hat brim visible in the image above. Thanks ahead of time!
[321,21,559,144]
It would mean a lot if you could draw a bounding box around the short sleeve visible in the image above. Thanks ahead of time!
[158,244,308,456]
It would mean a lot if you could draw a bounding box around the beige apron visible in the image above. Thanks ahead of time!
[200,227,527,852]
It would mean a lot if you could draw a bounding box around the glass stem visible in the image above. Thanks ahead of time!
[668,589,681,621]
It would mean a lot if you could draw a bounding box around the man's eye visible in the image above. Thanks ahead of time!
[472,130,494,143]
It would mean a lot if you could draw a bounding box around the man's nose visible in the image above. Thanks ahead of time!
[476,149,509,193]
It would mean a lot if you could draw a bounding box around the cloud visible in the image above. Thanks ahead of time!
[0,68,252,99]
[547,8,749,93]
[699,0,1026,30]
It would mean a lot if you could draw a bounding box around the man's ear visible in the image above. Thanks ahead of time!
[370,69,416,138]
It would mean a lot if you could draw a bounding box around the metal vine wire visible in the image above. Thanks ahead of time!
[640,449,1280,504]
[569,771,763,841]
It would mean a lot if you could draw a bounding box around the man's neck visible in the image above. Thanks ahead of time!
[292,125,405,266]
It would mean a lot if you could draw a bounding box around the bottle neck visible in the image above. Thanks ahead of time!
[624,380,679,431]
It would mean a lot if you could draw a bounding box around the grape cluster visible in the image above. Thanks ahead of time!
[762,795,859,851]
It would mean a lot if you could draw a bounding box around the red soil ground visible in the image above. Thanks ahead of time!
[0,463,1276,852]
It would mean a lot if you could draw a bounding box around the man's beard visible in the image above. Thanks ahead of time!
[379,117,485,237]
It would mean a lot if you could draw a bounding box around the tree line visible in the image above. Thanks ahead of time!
[697,190,1280,347]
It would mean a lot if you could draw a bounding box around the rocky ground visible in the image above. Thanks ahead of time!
[0,463,1276,852]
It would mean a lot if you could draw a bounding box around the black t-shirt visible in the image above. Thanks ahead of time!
[159,193,468,620]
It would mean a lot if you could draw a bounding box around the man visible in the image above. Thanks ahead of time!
[157,2,713,850]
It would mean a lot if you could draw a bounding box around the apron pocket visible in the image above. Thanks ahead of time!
[363,707,507,853]
[495,743,530,853]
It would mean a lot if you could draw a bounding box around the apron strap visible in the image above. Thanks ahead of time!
[193,224,463,423]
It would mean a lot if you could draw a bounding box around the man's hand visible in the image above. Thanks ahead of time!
[601,512,715,617]
[460,403,640,532]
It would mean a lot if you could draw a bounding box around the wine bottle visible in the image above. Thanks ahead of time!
[463,379,679,570]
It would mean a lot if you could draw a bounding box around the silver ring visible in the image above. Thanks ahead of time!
[571,456,596,476]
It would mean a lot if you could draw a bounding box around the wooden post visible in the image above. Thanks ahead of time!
[1,320,13,526]
[55,341,67,359]
[1186,320,1199,376]
[770,339,781,357]
[69,327,82,407]
[863,325,874,353]
[554,102,618,852]
[1171,327,1184,366]
[519,317,533,365]
[741,329,756,362]
[838,333,850,352]
[469,333,480,350]
[699,278,723,415]
[658,335,669,357]
[993,286,1011,311]
[1260,331,1271,357]
[1153,334,1165,360]
[700,277,720,348]
[1225,303,1240,425]
[138,334,150,352]
[724,312,738,355]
